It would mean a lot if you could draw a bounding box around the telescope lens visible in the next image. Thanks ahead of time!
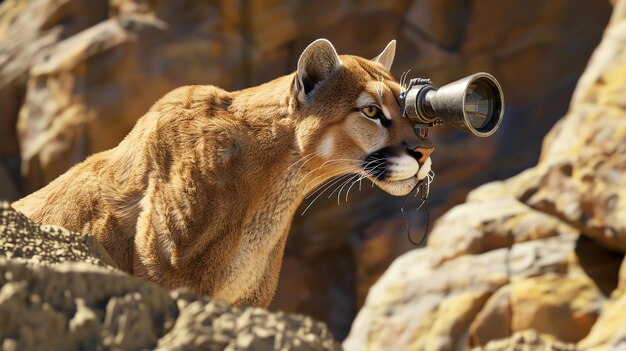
[464,81,494,129]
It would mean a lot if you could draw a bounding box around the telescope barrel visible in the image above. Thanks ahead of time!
[403,72,504,137]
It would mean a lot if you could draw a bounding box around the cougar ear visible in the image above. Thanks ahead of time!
[372,40,396,71]
[295,39,342,102]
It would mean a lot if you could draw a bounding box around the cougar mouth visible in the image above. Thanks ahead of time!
[362,147,432,196]
[368,173,419,196]
[362,147,418,181]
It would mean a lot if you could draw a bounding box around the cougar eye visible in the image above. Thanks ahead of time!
[361,105,381,119]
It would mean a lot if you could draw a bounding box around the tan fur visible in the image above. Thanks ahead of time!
[13,40,434,306]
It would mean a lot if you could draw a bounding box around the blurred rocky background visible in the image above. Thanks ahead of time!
[0,0,616,342]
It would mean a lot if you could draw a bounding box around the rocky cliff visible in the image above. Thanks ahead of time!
[0,202,342,350]
[344,0,626,349]
[0,0,614,338]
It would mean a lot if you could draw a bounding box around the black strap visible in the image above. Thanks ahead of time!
[400,180,431,247]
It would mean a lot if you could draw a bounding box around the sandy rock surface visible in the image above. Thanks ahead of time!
[0,203,115,268]
[0,202,342,351]
[344,1,626,349]
[472,330,576,351]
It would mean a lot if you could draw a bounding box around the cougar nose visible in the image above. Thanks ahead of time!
[407,146,434,164]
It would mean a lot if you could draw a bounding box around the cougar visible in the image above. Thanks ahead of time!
[13,39,434,306]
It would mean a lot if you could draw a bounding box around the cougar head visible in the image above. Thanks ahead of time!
[293,39,434,196]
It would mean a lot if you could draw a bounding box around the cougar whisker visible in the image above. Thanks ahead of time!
[301,156,385,191]
[301,174,354,215]
[333,174,360,206]
[304,170,353,197]
[300,159,363,191]
[288,150,324,171]
[345,169,375,202]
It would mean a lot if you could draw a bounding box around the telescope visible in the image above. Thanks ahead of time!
[400,72,504,137]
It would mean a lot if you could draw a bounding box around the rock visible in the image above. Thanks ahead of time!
[519,10,626,250]
[345,1,626,347]
[577,292,626,351]
[471,275,603,345]
[471,330,576,351]
[0,202,342,350]
[427,194,576,263]
[344,231,620,350]
[0,258,342,351]
[344,248,508,351]
[0,0,108,191]
[577,257,626,350]
[0,201,115,268]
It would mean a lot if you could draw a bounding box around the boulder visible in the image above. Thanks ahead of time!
[345,227,620,350]
[0,0,108,188]
[577,257,626,350]
[472,330,576,351]
[518,0,626,251]
[577,291,626,351]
